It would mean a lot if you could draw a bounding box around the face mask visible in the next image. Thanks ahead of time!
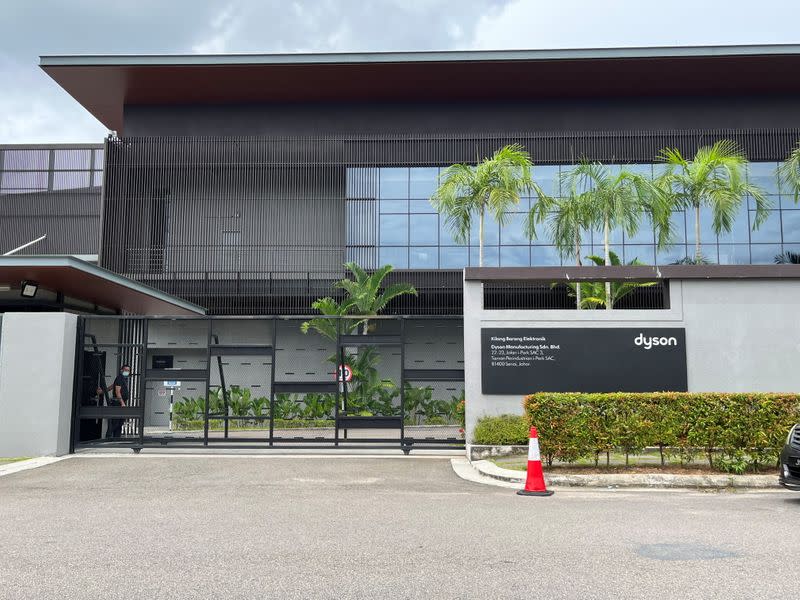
[122,371,130,378]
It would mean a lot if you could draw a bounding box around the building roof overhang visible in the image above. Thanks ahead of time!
[0,256,206,316]
[39,44,800,134]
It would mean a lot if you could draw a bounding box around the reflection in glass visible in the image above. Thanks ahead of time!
[718,244,751,265]
[781,210,800,243]
[470,246,499,267]
[500,212,528,245]
[379,167,409,199]
[532,245,561,266]
[410,214,438,245]
[749,244,782,264]
[409,167,440,198]
[749,210,781,243]
[410,247,438,269]
[380,215,408,245]
[623,245,656,264]
[500,246,530,267]
[439,246,468,268]
[379,246,408,268]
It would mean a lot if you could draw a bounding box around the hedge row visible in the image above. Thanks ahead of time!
[520,392,800,471]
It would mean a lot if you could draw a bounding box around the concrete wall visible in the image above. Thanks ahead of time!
[0,313,77,456]
[463,278,800,442]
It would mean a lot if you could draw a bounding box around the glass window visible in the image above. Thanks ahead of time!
[500,246,530,267]
[589,245,624,263]
[781,244,800,261]
[379,246,408,268]
[625,223,655,245]
[747,194,778,211]
[346,199,377,246]
[469,246,499,267]
[623,245,656,265]
[379,215,408,245]
[717,205,750,244]
[533,165,560,197]
[53,149,91,170]
[749,210,781,243]
[685,206,719,245]
[409,167,439,198]
[91,170,103,188]
[656,245,690,265]
[346,167,378,199]
[668,211,687,244]
[749,244,782,265]
[410,199,436,213]
[380,199,408,213]
[439,246,468,269]
[500,212,529,245]
[718,245,751,265]
[781,210,800,243]
[531,245,561,266]
[439,217,464,246]
[625,163,654,178]
[2,149,48,170]
[379,168,409,199]
[410,214,438,245]
[53,171,91,190]
[0,170,48,194]
[409,247,438,269]
[469,215,500,246]
[591,225,623,246]
[747,162,779,195]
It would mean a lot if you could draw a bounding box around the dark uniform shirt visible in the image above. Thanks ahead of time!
[112,374,130,402]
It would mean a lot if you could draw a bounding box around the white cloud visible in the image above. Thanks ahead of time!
[192,4,242,54]
[471,0,800,50]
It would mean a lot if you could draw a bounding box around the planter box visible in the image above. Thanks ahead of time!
[467,444,528,461]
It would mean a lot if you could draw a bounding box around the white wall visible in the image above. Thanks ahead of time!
[463,278,800,442]
[0,313,77,456]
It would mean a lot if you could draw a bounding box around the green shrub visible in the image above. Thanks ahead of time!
[523,392,800,471]
[473,414,530,445]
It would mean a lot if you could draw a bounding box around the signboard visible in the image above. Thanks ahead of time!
[336,364,353,383]
[163,380,181,389]
[158,388,167,397]
[481,328,687,394]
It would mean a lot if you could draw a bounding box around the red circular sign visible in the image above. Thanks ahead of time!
[336,364,353,383]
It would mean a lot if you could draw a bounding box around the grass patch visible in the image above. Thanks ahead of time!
[0,457,30,465]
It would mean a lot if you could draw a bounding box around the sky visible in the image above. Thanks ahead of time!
[1,0,799,143]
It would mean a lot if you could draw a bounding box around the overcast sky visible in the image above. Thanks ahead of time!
[1,0,799,143]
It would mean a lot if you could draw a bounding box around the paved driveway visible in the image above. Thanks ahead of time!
[0,455,796,599]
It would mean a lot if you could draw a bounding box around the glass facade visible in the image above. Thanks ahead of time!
[347,163,798,268]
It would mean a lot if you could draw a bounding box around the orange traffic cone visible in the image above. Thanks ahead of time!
[517,426,554,497]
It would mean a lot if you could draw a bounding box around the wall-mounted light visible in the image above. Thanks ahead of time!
[20,281,39,298]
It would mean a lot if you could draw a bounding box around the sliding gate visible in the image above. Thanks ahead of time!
[72,316,464,452]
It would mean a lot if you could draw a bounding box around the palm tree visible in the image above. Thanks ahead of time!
[656,140,769,263]
[560,161,667,310]
[301,262,417,339]
[775,251,800,264]
[431,144,542,266]
[778,142,800,203]
[527,190,591,308]
[565,252,657,309]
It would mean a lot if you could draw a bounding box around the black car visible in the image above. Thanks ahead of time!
[780,424,800,490]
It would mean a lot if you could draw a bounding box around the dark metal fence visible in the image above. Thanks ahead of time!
[483,281,669,310]
[100,129,800,315]
[73,315,465,452]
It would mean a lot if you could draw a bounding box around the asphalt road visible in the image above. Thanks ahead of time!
[0,455,797,600]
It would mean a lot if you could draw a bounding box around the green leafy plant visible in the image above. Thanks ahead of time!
[273,394,298,420]
[778,141,800,203]
[657,140,769,263]
[473,414,530,446]
[521,392,800,471]
[431,144,544,266]
[561,252,657,309]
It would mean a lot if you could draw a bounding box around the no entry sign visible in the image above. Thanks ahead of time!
[336,364,353,383]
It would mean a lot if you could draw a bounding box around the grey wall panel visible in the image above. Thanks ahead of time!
[462,278,800,443]
[124,96,800,137]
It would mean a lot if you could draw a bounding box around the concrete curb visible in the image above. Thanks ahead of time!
[0,456,72,478]
[470,459,780,489]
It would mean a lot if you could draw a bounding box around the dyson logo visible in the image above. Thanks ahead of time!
[635,333,678,350]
